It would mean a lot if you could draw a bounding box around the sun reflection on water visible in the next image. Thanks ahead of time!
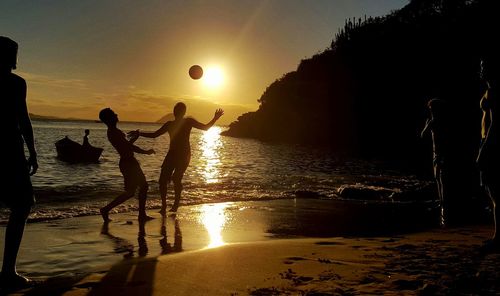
[200,203,230,248]
[200,126,223,184]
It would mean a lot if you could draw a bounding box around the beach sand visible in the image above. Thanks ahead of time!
[2,199,499,295]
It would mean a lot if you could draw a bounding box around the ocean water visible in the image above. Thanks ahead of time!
[0,120,430,223]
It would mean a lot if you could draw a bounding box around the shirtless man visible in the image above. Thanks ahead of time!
[129,103,223,213]
[99,108,155,222]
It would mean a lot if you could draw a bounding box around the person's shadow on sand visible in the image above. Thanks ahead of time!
[86,217,183,295]
[87,220,157,296]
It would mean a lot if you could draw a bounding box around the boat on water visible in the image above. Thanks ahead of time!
[55,136,103,163]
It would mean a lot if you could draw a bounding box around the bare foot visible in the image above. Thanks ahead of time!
[0,272,33,290]
[100,208,111,222]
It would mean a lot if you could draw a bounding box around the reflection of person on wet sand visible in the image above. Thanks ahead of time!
[98,108,155,222]
[159,215,182,254]
[100,223,134,258]
[129,103,224,214]
[0,36,38,290]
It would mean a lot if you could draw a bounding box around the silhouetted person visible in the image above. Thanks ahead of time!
[82,129,91,148]
[98,108,155,222]
[129,103,224,214]
[477,56,500,250]
[0,36,38,289]
[421,98,451,226]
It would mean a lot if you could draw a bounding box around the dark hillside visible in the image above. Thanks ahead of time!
[222,0,499,177]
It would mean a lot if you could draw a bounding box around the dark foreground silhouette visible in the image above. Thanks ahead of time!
[0,36,38,291]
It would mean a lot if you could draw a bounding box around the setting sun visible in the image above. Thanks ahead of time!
[202,66,224,89]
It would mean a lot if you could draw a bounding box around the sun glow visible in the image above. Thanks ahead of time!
[202,66,224,89]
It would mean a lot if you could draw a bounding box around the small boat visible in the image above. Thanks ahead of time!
[55,136,103,163]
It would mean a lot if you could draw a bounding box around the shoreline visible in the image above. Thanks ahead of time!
[1,198,497,295]
[8,225,499,295]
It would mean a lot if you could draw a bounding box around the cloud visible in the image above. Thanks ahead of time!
[17,71,88,90]
[30,89,255,124]
[103,91,255,125]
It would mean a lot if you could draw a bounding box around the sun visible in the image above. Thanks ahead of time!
[202,66,224,89]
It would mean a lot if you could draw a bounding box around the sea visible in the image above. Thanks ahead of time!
[0,120,432,224]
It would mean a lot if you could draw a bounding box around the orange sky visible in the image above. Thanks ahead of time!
[1,0,407,124]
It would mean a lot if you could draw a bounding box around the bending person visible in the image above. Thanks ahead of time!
[99,108,155,222]
[129,103,223,213]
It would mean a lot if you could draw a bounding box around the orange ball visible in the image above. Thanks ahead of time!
[189,65,203,80]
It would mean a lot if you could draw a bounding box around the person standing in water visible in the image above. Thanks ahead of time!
[0,36,38,289]
[99,108,155,222]
[129,103,224,214]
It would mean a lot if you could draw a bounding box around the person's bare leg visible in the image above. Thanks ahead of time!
[480,184,500,253]
[1,205,32,287]
[100,192,134,222]
[159,165,174,215]
[486,185,499,242]
[170,172,184,212]
[138,184,154,221]
[437,169,446,227]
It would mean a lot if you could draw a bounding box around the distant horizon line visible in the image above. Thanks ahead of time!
[29,113,159,124]
[29,113,229,127]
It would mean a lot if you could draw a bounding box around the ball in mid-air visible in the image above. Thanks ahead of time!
[189,65,203,80]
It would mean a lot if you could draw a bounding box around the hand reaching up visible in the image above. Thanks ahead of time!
[214,109,224,120]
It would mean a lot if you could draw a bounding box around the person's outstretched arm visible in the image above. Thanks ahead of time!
[420,118,431,139]
[128,122,171,139]
[191,109,224,130]
[132,145,155,155]
[17,79,38,175]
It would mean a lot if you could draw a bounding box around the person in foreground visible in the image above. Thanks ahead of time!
[129,103,224,214]
[0,36,38,289]
[99,108,155,222]
[477,55,500,251]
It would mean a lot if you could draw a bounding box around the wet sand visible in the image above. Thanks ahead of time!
[1,198,498,295]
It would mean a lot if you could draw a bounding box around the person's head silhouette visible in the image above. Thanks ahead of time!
[99,108,118,126]
[173,102,186,119]
[85,129,90,136]
[0,36,18,71]
[427,98,446,118]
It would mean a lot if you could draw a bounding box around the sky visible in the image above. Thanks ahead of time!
[1,0,408,124]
